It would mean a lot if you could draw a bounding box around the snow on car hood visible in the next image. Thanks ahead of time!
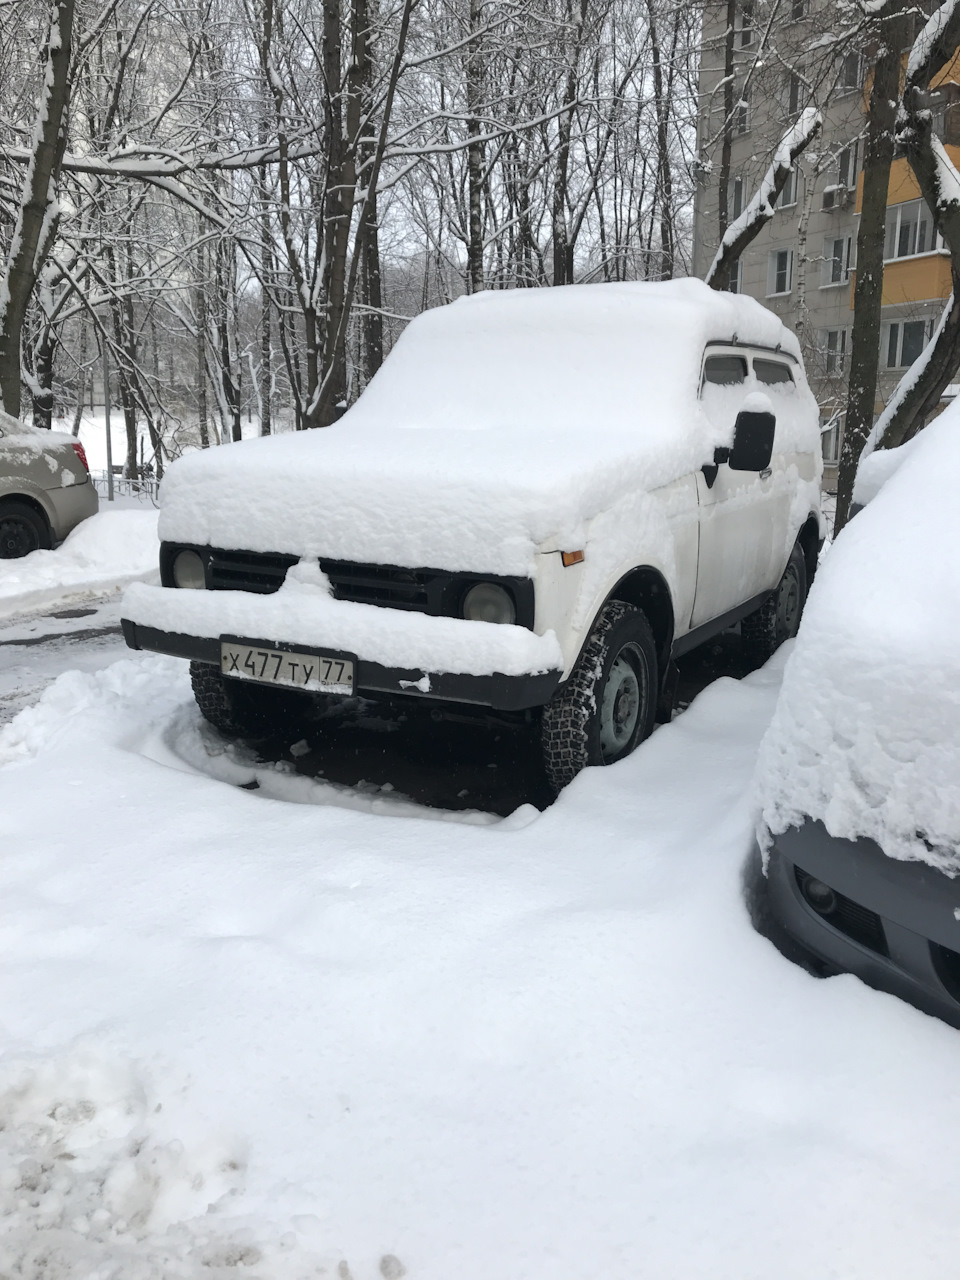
[755,408,960,871]
[158,280,813,576]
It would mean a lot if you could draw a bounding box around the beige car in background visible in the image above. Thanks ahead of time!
[0,411,98,558]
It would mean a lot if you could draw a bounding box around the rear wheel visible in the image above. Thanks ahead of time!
[540,601,658,793]
[190,660,316,740]
[741,542,807,669]
[0,500,50,559]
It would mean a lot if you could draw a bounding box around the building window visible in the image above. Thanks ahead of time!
[735,90,751,135]
[837,139,860,188]
[788,73,803,115]
[732,176,744,220]
[778,168,798,208]
[821,235,853,286]
[821,328,847,374]
[767,248,793,296]
[886,319,933,368]
[737,0,755,47]
[727,258,742,293]
[821,414,842,463]
[884,198,940,259]
[839,52,861,93]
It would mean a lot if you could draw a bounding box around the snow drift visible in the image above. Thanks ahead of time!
[756,407,960,870]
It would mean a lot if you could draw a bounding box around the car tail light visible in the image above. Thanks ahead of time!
[71,441,90,473]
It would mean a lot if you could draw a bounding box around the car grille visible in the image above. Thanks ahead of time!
[794,867,889,957]
[207,549,442,613]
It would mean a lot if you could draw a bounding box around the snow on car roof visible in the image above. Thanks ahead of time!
[755,407,960,871]
[158,281,816,575]
[344,278,801,436]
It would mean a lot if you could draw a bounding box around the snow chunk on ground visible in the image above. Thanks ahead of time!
[852,436,918,508]
[0,509,159,620]
[157,280,819,576]
[755,408,960,869]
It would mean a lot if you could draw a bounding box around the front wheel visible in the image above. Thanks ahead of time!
[741,541,808,669]
[540,601,658,793]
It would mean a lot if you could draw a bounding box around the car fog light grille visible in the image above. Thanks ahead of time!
[794,867,889,957]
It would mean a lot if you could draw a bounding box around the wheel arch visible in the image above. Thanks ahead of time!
[605,566,675,680]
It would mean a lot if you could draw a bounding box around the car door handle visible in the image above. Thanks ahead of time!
[759,467,772,480]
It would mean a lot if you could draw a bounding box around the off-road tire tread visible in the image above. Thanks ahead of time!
[741,542,807,669]
[540,601,656,794]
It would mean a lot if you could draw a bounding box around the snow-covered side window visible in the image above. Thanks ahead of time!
[753,359,794,387]
[766,249,793,296]
[701,354,748,391]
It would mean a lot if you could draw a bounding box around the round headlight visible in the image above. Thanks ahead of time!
[173,549,206,589]
[462,582,516,625]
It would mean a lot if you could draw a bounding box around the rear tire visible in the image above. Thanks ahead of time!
[190,660,314,740]
[540,601,658,793]
[741,542,807,669]
[0,500,50,559]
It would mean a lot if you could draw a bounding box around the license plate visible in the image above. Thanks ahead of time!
[220,640,354,694]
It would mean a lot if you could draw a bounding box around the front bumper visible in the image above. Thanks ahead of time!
[763,820,960,1030]
[122,619,561,712]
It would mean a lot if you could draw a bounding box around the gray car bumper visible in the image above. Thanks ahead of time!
[48,479,98,543]
[759,821,960,1029]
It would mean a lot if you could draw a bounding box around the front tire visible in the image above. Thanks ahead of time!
[540,601,658,793]
[741,542,807,669]
[0,500,50,559]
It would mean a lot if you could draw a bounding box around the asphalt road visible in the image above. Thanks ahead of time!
[0,602,752,815]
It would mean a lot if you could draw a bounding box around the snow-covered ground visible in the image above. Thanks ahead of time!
[0,506,159,621]
[3,643,960,1279]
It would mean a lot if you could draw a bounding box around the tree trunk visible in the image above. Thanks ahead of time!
[465,0,485,294]
[0,0,75,417]
[836,10,910,533]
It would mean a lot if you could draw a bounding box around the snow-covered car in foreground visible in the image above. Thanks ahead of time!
[0,412,98,558]
[122,279,823,790]
[752,409,960,1026]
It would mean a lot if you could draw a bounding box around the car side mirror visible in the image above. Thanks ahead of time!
[729,410,775,471]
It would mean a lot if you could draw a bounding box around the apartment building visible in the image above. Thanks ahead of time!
[691,1,960,487]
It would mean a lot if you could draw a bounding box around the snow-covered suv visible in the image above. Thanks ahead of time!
[122,279,823,790]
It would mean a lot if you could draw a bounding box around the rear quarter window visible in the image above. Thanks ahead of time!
[753,358,794,386]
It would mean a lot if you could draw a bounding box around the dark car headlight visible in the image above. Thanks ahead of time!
[461,581,516,625]
[172,549,206,589]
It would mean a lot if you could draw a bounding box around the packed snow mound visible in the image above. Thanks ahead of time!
[0,508,158,620]
[852,436,918,508]
[755,408,960,870]
[157,280,819,575]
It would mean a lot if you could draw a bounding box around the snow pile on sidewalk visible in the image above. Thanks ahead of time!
[4,648,960,1277]
[0,509,158,620]
[756,408,960,869]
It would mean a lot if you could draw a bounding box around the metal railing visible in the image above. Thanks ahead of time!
[92,470,160,501]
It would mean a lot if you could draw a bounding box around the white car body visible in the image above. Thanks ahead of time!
[122,280,822,732]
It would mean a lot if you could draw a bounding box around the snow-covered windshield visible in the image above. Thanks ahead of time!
[756,407,960,870]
